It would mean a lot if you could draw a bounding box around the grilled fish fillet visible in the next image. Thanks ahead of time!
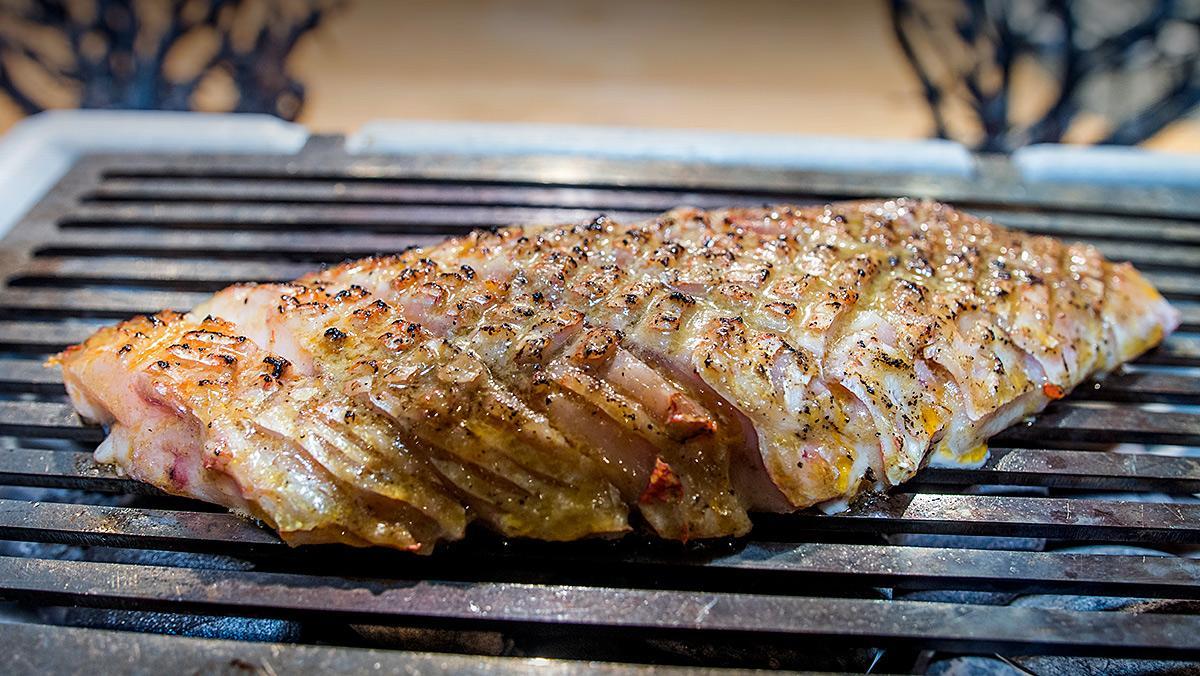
[54,200,1179,551]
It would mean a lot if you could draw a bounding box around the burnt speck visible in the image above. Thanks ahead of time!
[668,291,696,304]
[263,355,291,378]
[325,327,347,341]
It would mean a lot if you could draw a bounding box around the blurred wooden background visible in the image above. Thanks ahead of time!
[2,0,1198,151]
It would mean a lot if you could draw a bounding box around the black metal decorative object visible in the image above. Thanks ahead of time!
[0,0,340,120]
[892,0,1200,151]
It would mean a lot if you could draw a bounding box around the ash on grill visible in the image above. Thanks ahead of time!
[0,145,1199,673]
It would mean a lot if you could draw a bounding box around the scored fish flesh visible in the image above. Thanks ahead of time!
[54,200,1179,551]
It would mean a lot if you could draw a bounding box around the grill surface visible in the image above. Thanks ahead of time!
[2,138,1200,673]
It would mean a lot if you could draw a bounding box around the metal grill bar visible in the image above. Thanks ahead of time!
[1137,335,1200,366]
[0,321,99,352]
[0,401,101,441]
[0,449,160,493]
[0,359,63,393]
[3,494,1200,600]
[33,230,446,262]
[597,542,1200,598]
[1076,372,1200,404]
[59,203,651,231]
[915,447,1200,491]
[78,178,1200,248]
[4,490,1198,550]
[86,177,737,211]
[0,289,208,319]
[7,445,1200,496]
[788,493,1200,542]
[74,176,1200,230]
[11,257,314,289]
[3,555,1198,658]
[87,164,1200,220]
[0,498,281,551]
[996,403,1200,445]
[6,622,695,676]
[1085,243,1200,270]
[1140,272,1200,301]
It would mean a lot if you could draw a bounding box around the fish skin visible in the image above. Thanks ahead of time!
[53,200,1179,550]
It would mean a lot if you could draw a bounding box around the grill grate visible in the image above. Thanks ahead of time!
[1,140,1200,672]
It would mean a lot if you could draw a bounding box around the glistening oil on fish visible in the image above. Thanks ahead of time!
[52,200,1179,552]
